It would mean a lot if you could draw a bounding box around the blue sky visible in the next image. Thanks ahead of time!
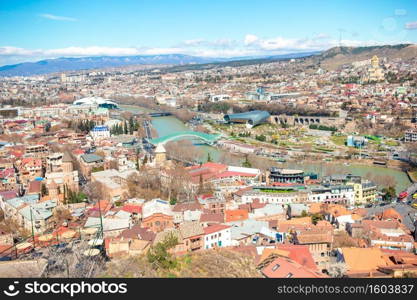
[0,0,416,65]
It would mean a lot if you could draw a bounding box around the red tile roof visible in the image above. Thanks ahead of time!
[28,181,41,194]
[0,168,15,178]
[203,224,231,235]
[215,171,257,179]
[200,213,224,223]
[121,204,142,214]
[276,244,318,271]
[225,209,249,222]
[261,257,328,278]
[172,203,202,212]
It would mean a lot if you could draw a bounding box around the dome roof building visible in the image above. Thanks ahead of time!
[224,110,270,128]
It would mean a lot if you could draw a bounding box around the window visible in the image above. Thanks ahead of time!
[272,264,280,271]
[286,273,293,278]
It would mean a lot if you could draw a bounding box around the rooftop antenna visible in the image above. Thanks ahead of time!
[338,28,346,47]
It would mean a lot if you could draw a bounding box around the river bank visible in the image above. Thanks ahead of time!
[120,104,412,193]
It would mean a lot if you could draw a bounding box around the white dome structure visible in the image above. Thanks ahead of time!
[73,96,118,109]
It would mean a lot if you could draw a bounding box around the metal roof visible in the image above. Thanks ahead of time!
[224,110,270,126]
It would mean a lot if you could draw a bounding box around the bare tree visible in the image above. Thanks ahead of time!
[52,207,72,226]
[83,181,104,202]
[126,169,162,200]
[163,162,195,202]
[165,140,203,163]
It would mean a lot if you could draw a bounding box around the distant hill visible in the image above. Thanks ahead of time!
[0,51,319,77]
[0,54,228,77]
[154,51,321,73]
[310,44,417,70]
[2,44,413,76]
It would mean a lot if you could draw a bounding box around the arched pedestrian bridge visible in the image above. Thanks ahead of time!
[148,131,222,145]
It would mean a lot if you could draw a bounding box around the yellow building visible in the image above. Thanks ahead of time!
[154,143,167,165]
[347,181,377,204]
[363,55,385,83]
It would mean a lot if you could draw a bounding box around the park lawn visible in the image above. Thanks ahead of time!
[314,146,334,152]
[330,135,347,146]
[258,188,296,193]
[385,140,399,147]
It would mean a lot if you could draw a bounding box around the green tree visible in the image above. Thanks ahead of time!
[147,234,178,270]
[41,184,48,196]
[124,121,128,135]
[382,186,396,202]
[255,134,266,142]
[311,213,324,225]
[44,122,51,132]
[242,155,252,168]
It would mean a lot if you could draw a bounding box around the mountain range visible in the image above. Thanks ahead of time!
[0,44,415,77]
[308,43,417,70]
[0,51,319,77]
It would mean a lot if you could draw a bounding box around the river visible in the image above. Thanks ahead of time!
[121,104,411,193]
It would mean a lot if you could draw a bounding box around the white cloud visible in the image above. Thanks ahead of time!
[0,46,40,56]
[405,21,417,30]
[0,33,413,66]
[44,47,142,56]
[39,13,77,22]
[244,34,259,45]
[183,39,206,46]
[314,33,330,40]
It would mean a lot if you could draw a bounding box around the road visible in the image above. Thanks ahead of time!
[405,182,417,202]
[143,120,152,139]
[142,120,154,153]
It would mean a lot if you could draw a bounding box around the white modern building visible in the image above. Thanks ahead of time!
[308,185,355,206]
[90,125,110,140]
[141,199,173,219]
[73,96,118,109]
[203,224,232,249]
[209,94,230,102]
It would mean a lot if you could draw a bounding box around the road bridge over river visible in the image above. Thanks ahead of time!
[148,131,222,145]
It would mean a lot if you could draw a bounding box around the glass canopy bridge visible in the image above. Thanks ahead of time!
[148,131,222,145]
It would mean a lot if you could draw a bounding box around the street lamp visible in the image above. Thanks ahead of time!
[97,200,104,238]
[30,207,36,247]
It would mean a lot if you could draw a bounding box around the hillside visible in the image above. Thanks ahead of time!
[0,51,319,77]
[1,44,415,76]
[0,54,227,77]
[100,249,262,278]
[310,44,417,70]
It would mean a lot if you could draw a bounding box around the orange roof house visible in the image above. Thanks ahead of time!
[339,247,394,275]
[378,208,403,222]
[261,256,328,278]
[276,244,318,271]
[225,209,249,222]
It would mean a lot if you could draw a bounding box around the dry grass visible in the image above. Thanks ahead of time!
[100,249,262,278]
